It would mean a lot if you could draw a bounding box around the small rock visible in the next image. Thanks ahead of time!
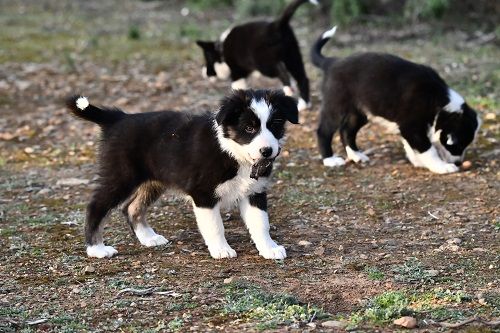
[24,147,34,154]
[298,240,312,246]
[314,246,325,256]
[425,269,439,277]
[37,188,51,195]
[367,208,376,216]
[472,247,487,252]
[56,178,89,186]
[461,160,472,170]
[393,316,417,328]
[359,254,368,260]
[223,277,234,284]
[321,320,346,328]
[83,265,95,274]
[447,238,462,244]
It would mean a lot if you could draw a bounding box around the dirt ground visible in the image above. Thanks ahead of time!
[0,1,498,332]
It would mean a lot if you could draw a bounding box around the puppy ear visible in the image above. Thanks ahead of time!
[269,91,299,124]
[196,40,215,50]
[216,90,248,125]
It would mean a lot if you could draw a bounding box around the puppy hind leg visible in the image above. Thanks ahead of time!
[276,62,293,96]
[123,181,168,247]
[340,111,369,163]
[317,111,345,167]
[85,182,137,258]
[283,48,310,110]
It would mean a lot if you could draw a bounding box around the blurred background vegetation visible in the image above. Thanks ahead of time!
[185,0,499,27]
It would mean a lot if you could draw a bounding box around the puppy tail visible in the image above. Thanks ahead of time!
[277,0,317,26]
[65,95,126,127]
[311,26,337,70]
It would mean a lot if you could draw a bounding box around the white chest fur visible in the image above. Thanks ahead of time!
[215,164,270,210]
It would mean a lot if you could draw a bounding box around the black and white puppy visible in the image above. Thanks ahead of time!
[311,27,481,174]
[66,90,298,259]
[196,0,318,111]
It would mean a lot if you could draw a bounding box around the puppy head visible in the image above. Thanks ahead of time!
[215,89,299,164]
[196,40,222,79]
[434,103,481,165]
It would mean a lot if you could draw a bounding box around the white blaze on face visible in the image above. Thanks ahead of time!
[244,98,280,160]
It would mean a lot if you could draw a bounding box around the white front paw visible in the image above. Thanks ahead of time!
[141,235,169,247]
[297,98,310,112]
[208,245,237,259]
[323,156,346,167]
[429,163,459,174]
[259,245,287,260]
[346,147,369,163]
[87,244,118,258]
[283,86,294,96]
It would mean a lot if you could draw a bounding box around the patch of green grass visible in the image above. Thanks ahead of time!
[223,281,328,330]
[347,288,473,328]
[353,291,412,325]
[0,227,17,237]
[392,257,436,284]
[167,317,183,331]
[494,221,500,231]
[365,267,385,281]
[23,213,58,226]
[166,301,198,312]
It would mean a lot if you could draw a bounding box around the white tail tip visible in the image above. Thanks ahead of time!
[309,0,319,5]
[76,96,89,110]
[322,26,337,40]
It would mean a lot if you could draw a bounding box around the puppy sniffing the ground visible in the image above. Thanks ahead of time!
[196,0,318,111]
[66,90,298,259]
[311,27,481,174]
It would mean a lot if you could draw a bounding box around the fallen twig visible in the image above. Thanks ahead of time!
[429,317,500,328]
[427,211,439,220]
[117,287,155,297]
[116,287,181,298]
[27,318,48,325]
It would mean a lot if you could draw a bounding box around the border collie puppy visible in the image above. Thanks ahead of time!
[196,0,318,111]
[311,27,481,174]
[66,90,298,259]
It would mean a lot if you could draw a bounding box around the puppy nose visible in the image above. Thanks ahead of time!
[454,161,463,167]
[259,147,273,158]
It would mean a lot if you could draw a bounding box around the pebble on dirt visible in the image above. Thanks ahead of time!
[393,316,417,328]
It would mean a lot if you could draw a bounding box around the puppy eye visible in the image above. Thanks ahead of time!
[245,126,256,134]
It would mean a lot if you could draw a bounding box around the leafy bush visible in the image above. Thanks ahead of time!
[405,0,450,21]
[330,0,363,24]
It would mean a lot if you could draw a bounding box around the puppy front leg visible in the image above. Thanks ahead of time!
[239,193,286,260]
[192,202,236,259]
[401,127,459,174]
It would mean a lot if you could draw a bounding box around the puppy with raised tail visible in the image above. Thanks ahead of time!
[196,0,318,111]
[311,26,481,174]
[66,90,298,259]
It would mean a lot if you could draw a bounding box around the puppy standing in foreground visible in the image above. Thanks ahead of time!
[311,27,481,174]
[196,0,318,111]
[66,90,298,259]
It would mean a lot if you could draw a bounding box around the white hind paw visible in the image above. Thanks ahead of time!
[87,244,118,258]
[142,234,169,247]
[323,156,346,167]
[346,147,369,163]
